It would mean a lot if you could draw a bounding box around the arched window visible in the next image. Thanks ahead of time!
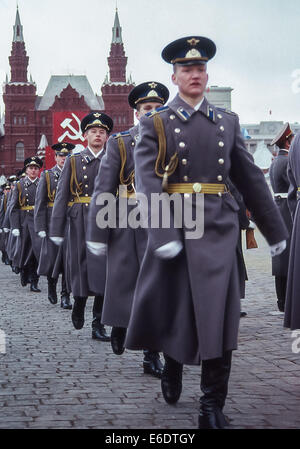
[16,142,24,162]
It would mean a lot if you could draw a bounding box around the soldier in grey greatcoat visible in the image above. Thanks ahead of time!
[124,36,288,429]
[0,182,11,265]
[269,123,294,312]
[50,113,113,342]
[10,157,43,292]
[34,143,74,309]
[284,132,300,330]
[86,82,169,379]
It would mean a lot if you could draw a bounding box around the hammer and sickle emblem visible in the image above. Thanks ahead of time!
[58,113,85,142]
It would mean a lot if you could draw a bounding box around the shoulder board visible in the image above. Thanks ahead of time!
[216,107,237,117]
[145,105,170,118]
[112,131,131,139]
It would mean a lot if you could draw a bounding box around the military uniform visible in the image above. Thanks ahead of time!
[10,157,43,291]
[269,123,294,311]
[50,112,112,340]
[34,144,74,308]
[284,132,300,329]
[124,35,288,429]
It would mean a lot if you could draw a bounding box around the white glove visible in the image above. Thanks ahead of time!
[12,229,20,237]
[3,228,9,233]
[270,240,286,257]
[155,240,183,260]
[38,231,47,238]
[50,236,64,246]
[86,241,107,256]
[248,220,256,230]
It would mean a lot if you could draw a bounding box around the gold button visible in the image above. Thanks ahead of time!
[218,158,225,165]
[184,193,190,199]
[83,166,86,170]
[220,126,224,131]
[193,183,202,193]
[170,115,175,120]
[175,128,181,133]
[85,185,88,188]
[217,114,223,119]
[182,159,187,165]
[217,175,223,181]
[84,175,88,179]
[219,141,224,147]
[131,142,135,146]
[85,203,89,207]
[179,142,186,148]
[183,176,188,182]
[85,194,89,197]
[218,192,222,197]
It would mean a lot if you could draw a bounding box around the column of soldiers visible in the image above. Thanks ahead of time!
[2,34,300,429]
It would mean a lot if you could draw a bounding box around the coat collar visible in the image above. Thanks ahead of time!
[82,147,104,163]
[129,124,140,142]
[168,94,217,123]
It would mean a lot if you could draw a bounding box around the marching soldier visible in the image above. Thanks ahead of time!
[0,182,12,265]
[50,112,112,341]
[269,123,294,312]
[34,142,74,309]
[86,82,169,378]
[10,157,43,292]
[124,36,288,428]
[284,132,300,330]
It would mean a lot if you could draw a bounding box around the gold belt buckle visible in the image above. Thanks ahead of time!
[193,183,202,193]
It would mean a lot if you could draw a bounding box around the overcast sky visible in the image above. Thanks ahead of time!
[1,0,300,124]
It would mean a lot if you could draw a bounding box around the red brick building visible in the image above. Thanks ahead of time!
[0,8,134,176]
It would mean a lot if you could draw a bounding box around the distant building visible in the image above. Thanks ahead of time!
[205,86,300,156]
[0,7,134,176]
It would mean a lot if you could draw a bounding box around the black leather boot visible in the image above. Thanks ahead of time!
[143,350,164,379]
[111,326,126,354]
[71,297,87,329]
[91,295,110,341]
[47,277,58,304]
[161,354,183,404]
[20,269,29,287]
[61,292,72,310]
[198,351,232,429]
[30,280,41,292]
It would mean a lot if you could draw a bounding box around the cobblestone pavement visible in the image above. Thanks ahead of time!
[0,232,300,430]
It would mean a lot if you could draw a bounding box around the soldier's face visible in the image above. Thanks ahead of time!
[84,127,108,151]
[136,101,163,120]
[55,154,67,169]
[26,165,40,180]
[172,64,208,100]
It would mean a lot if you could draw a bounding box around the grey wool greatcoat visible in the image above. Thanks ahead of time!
[125,94,288,365]
[10,177,41,268]
[34,165,67,279]
[269,150,293,277]
[1,190,18,264]
[50,148,106,298]
[284,133,300,330]
[87,125,146,328]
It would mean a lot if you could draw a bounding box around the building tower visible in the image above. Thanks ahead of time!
[101,8,135,133]
[2,7,37,175]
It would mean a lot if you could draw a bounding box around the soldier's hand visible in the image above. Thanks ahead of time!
[38,231,47,238]
[155,240,183,259]
[270,240,286,257]
[86,241,107,256]
[3,228,9,233]
[12,229,20,237]
[50,236,64,246]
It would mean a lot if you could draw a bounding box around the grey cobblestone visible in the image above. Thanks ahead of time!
[1,231,300,429]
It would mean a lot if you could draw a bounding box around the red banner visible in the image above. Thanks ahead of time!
[45,110,89,169]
